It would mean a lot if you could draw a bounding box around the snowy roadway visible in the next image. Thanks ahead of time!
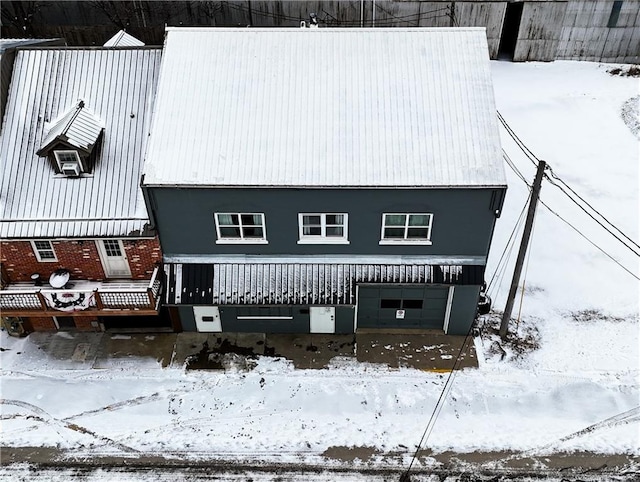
[1,61,639,480]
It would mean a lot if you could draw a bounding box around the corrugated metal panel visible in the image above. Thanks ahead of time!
[165,263,485,305]
[38,100,104,154]
[0,47,162,238]
[143,27,506,188]
[103,30,145,47]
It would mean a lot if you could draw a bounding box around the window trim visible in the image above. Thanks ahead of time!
[379,213,433,245]
[297,213,349,245]
[53,150,82,172]
[214,212,268,244]
[31,240,58,262]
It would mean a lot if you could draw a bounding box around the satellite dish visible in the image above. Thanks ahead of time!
[49,269,70,289]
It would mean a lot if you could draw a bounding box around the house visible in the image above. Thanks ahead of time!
[142,27,507,336]
[0,44,168,333]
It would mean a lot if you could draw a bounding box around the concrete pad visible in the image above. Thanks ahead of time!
[266,334,355,369]
[9,332,104,370]
[93,333,177,369]
[355,332,477,371]
[171,332,211,367]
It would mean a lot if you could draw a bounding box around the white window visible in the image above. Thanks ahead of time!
[215,213,267,244]
[53,150,82,171]
[31,240,58,262]
[298,213,349,244]
[380,213,433,245]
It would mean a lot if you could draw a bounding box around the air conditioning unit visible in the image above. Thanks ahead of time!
[61,162,81,177]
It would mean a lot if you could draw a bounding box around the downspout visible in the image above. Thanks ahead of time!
[360,0,364,27]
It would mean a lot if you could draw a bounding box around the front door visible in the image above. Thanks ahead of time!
[97,240,131,278]
[193,306,222,332]
[310,306,335,333]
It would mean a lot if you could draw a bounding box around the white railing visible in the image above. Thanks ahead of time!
[0,266,161,313]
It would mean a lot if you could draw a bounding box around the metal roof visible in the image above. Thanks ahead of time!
[37,100,104,155]
[103,30,145,47]
[143,27,506,188]
[0,47,161,239]
[164,262,484,305]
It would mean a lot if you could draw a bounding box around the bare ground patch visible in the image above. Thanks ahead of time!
[476,312,541,363]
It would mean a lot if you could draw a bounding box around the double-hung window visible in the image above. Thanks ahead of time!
[214,213,267,244]
[380,213,433,245]
[298,213,349,244]
[31,240,58,261]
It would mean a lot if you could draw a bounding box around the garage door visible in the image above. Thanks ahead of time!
[357,285,450,330]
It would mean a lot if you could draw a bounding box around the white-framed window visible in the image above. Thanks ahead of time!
[214,213,267,244]
[31,240,58,262]
[380,213,433,245]
[53,150,82,171]
[298,213,349,244]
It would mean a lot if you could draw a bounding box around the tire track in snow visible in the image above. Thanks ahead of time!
[0,398,140,453]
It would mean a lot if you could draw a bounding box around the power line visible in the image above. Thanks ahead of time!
[487,192,531,296]
[540,198,640,281]
[401,327,476,481]
[502,150,531,187]
[545,167,640,255]
[497,111,540,167]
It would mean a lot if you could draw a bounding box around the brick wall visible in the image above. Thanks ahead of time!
[1,238,162,283]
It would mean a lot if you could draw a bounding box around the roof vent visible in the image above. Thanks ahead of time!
[61,161,81,177]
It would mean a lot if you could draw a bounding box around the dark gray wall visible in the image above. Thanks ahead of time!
[447,285,481,335]
[147,187,505,258]
[178,304,354,333]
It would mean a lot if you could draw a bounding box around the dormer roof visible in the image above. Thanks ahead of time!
[103,30,145,47]
[36,100,104,157]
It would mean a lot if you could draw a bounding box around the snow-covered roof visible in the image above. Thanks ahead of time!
[164,262,484,305]
[37,100,104,156]
[0,47,161,239]
[0,38,64,51]
[103,30,145,47]
[143,27,506,188]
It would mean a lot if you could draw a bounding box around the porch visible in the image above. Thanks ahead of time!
[0,267,161,317]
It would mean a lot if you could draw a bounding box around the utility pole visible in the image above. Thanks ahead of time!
[500,160,547,339]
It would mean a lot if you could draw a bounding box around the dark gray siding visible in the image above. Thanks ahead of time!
[177,305,197,331]
[147,187,505,258]
[447,285,482,335]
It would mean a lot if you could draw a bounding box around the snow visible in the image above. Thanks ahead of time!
[1,61,639,471]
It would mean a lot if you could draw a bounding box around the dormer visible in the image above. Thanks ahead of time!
[103,30,145,47]
[36,100,104,177]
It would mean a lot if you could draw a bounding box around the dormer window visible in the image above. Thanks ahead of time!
[36,100,104,177]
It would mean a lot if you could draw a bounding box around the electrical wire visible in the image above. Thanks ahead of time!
[497,111,540,167]
[503,150,531,187]
[545,168,640,255]
[401,327,476,480]
[486,192,531,295]
[540,199,640,281]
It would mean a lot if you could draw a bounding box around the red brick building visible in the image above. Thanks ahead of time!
[0,44,170,333]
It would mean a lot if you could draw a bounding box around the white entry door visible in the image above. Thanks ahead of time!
[310,306,336,333]
[194,306,222,332]
[97,240,131,278]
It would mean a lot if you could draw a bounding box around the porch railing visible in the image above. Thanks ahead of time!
[0,266,161,315]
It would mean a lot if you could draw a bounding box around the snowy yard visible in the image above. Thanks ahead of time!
[1,61,639,475]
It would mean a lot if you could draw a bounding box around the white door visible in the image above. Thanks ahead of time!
[97,240,131,278]
[310,306,335,333]
[194,306,222,332]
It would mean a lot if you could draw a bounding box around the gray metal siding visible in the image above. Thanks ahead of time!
[447,285,482,335]
[149,187,504,258]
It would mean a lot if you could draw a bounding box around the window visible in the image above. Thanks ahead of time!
[53,150,82,171]
[380,299,423,309]
[31,240,57,262]
[380,213,433,244]
[215,213,267,243]
[102,239,123,257]
[298,213,348,244]
[608,1,623,28]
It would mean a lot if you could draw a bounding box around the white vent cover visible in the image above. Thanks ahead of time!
[61,162,81,177]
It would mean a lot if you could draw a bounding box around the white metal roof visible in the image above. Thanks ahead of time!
[143,27,506,188]
[0,47,161,239]
[37,100,104,155]
[103,30,145,47]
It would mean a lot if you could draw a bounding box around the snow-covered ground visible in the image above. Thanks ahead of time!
[1,61,639,473]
